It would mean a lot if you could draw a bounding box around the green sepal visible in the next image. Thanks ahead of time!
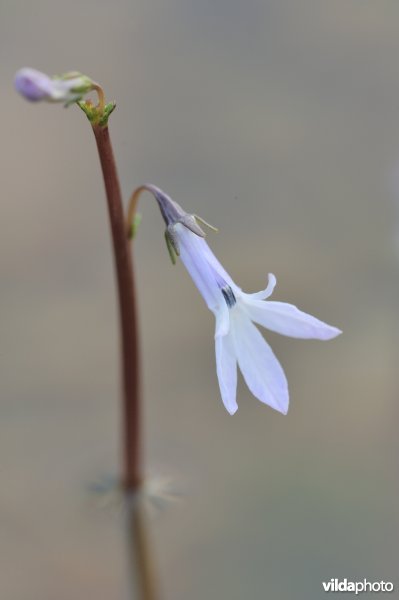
[77,99,116,126]
[194,214,218,232]
[99,102,116,126]
[165,231,177,265]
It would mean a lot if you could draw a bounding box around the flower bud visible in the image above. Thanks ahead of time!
[14,68,95,105]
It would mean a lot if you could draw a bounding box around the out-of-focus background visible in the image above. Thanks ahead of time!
[1,1,399,598]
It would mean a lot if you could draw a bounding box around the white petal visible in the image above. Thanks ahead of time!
[215,331,238,415]
[232,314,289,414]
[245,299,342,340]
[246,273,277,300]
[214,304,230,337]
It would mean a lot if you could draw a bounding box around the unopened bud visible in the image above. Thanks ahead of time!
[15,67,96,106]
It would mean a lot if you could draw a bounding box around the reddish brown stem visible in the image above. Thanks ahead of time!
[127,496,159,599]
[92,124,141,491]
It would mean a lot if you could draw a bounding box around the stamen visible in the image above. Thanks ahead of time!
[221,285,236,308]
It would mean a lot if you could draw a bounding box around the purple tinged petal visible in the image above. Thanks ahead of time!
[177,225,223,310]
[245,299,342,340]
[232,313,289,414]
[14,68,53,101]
[175,223,236,290]
[196,237,237,292]
[215,331,238,415]
[176,224,237,311]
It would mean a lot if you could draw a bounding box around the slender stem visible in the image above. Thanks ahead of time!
[92,124,141,492]
[126,184,154,236]
[126,495,159,600]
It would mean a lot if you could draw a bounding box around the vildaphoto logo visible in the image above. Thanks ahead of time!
[322,579,394,594]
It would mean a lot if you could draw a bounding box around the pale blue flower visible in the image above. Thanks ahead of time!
[137,185,342,415]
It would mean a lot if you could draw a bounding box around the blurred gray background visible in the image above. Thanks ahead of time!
[1,1,399,598]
